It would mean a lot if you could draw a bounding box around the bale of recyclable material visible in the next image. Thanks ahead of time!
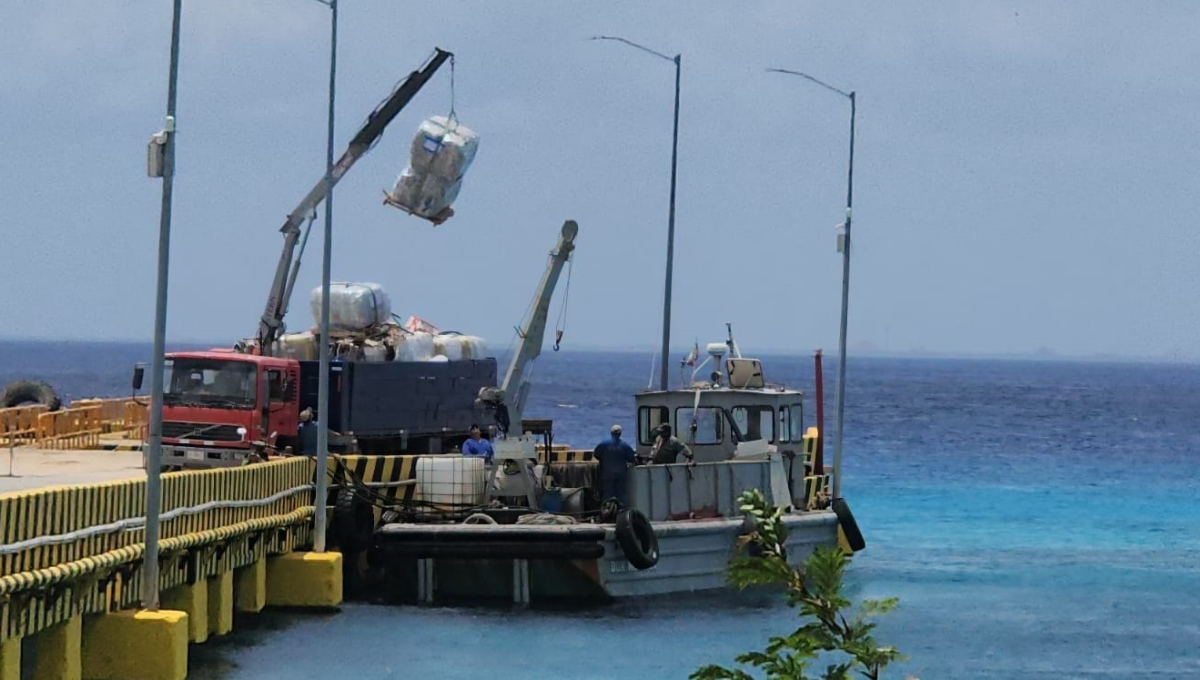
[393,331,436,362]
[272,331,320,361]
[310,282,392,332]
[433,334,465,361]
[383,115,479,224]
[458,335,489,359]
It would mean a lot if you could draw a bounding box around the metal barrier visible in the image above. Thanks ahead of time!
[70,397,148,435]
[1,398,149,451]
[34,404,104,450]
[0,457,317,643]
[0,405,46,448]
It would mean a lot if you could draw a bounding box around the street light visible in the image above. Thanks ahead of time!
[142,0,183,611]
[590,35,681,391]
[767,67,855,501]
[312,0,336,553]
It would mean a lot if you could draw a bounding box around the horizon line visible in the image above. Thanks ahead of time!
[0,335,1195,365]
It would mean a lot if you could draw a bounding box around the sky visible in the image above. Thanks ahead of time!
[1,1,1198,360]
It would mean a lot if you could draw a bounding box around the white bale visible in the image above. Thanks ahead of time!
[310,282,392,331]
[428,354,450,363]
[394,331,435,362]
[384,115,479,222]
[457,335,489,360]
[433,334,464,361]
[272,331,319,361]
[362,341,389,363]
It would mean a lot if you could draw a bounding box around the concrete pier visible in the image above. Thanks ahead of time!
[0,447,338,680]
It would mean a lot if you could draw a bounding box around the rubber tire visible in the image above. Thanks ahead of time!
[335,484,375,554]
[615,509,659,570]
[833,497,866,552]
[1,380,61,411]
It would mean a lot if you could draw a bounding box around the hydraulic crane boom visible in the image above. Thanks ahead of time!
[481,220,577,435]
[253,48,453,354]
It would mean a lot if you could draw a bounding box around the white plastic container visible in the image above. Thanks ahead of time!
[415,456,486,514]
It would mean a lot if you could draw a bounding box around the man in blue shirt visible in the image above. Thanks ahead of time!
[462,424,494,463]
[594,424,637,510]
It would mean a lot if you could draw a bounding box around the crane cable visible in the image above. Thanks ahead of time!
[553,258,573,351]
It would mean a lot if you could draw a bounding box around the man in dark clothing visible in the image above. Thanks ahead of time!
[594,424,637,509]
[296,408,318,456]
[650,423,694,465]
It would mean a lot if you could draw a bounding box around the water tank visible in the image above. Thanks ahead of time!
[415,456,486,515]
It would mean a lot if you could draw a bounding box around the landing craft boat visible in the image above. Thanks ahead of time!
[348,326,865,604]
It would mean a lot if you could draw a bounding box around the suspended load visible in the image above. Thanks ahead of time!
[383,115,479,225]
[310,282,393,332]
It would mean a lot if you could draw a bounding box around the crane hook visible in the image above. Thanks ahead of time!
[553,329,563,352]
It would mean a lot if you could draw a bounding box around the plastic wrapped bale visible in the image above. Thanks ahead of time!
[383,115,479,223]
[433,334,464,361]
[393,331,435,362]
[273,331,320,361]
[310,282,392,332]
[458,335,489,359]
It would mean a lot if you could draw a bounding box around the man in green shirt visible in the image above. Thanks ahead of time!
[650,424,695,465]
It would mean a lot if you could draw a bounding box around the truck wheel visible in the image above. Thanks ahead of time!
[335,484,375,554]
[1,380,61,411]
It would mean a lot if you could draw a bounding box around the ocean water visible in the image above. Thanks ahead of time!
[3,341,1199,679]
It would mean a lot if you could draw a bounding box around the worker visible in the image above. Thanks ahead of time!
[462,424,494,463]
[594,424,637,509]
[296,407,318,456]
[650,423,694,465]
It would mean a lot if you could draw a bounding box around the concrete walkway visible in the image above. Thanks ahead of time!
[0,447,145,494]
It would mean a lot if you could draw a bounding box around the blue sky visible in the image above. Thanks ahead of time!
[1,2,1197,360]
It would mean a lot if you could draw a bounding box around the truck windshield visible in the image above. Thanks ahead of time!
[164,358,255,409]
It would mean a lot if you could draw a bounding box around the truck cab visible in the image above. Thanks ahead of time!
[159,350,299,468]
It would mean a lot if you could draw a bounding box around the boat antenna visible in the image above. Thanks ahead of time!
[725,322,742,358]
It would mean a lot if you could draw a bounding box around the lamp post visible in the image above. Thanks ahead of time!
[312,0,337,553]
[590,36,680,391]
[767,67,855,501]
[142,0,183,611]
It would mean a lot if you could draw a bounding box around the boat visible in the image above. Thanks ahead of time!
[354,325,864,603]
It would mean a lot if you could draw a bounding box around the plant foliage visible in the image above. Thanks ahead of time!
[690,489,914,680]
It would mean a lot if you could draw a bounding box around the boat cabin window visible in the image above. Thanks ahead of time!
[638,406,670,445]
[779,404,804,442]
[731,406,774,442]
[675,407,723,445]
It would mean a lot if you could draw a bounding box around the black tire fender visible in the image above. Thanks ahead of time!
[833,497,866,552]
[1,380,61,411]
[615,509,659,570]
[335,484,375,554]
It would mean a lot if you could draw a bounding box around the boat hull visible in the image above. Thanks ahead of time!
[366,510,838,603]
[599,512,838,597]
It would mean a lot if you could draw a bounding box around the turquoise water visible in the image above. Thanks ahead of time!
[4,343,1199,678]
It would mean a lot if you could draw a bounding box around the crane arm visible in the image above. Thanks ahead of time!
[483,220,578,435]
[254,47,454,353]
